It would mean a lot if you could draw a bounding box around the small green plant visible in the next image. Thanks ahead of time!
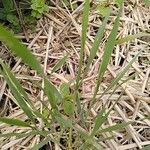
[0,0,48,32]
[31,0,49,18]
[0,0,19,30]
[0,0,149,149]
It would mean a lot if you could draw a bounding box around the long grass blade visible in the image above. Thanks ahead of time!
[91,7,122,105]
[83,10,111,78]
[31,138,50,150]
[51,54,68,74]
[105,50,141,92]
[0,24,43,75]
[0,117,32,128]
[98,121,132,134]
[0,24,62,110]
[75,0,90,113]
[141,145,150,150]
[116,32,150,44]
[0,62,35,122]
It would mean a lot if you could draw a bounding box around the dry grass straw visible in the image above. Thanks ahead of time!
[0,0,150,149]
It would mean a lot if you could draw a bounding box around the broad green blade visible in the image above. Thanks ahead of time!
[90,107,108,137]
[0,60,51,124]
[0,24,43,75]
[75,0,90,114]
[31,138,50,150]
[51,54,68,74]
[98,121,131,134]
[142,145,150,150]
[83,10,111,78]
[44,78,63,108]
[116,33,150,44]
[0,59,34,108]
[106,50,141,92]
[91,7,122,104]
[0,24,62,110]
[0,62,35,122]
[0,117,31,127]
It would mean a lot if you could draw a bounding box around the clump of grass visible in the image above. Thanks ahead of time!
[0,0,148,149]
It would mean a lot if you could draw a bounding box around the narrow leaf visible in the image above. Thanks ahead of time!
[83,10,111,78]
[51,54,68,74]
[0,24,43,75]
[75,0,90,113]
[44,78,63,108]
[142,145,150,150]
[90,107,108,137]
[0,25,62,110]
[0,61,35,122]
[0,117,31,128]
[98,121,131,134]
[31,138,50,150]
[92,7,122,104]
[116,33,150,44]
[106,50,141,92]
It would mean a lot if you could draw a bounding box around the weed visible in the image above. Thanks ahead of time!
[0,0,149,149]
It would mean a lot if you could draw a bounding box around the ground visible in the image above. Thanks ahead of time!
[0,0,150,150]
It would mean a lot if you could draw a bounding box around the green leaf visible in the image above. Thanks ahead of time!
[115,0,124,6]
[83,10,110,78]
[90,107,108,137]
[92,7,122,104]
[144,0,150,6]
[53,110,72,128]
[0,24,43,75]
[98,121,131,134]
[97,4,111,17]
[7,14,19,26]
[0,61,35,122]
[63,96,74,116]
[0,117,31,128]
[60,82,70,97]
[0,24,62,110]
[106,50,141,92]
[44,78,63,108]
[2,0,14,13]
[116,33,150,44]
[51,54,68,74]
[75,0,90,114]
[31,138,50,150]
[141,145,150,150]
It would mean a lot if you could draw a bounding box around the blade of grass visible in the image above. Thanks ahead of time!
[44,78,63,109]
[105,50,141,93]
[0,62,35,122]
[31,138,50,150]
[0,117,32,128]
[0,24,62,109]
[83,10,111,78]
[0,59,34,108]
[98,121,132,134]
[91,7,122,105]
[0,60,51,125]
[91,91,124,137]
[75,0,90,113]
[50,54,68,74]
[141,145,150,150]
[0,24,43,75]
[116,33,150,44]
